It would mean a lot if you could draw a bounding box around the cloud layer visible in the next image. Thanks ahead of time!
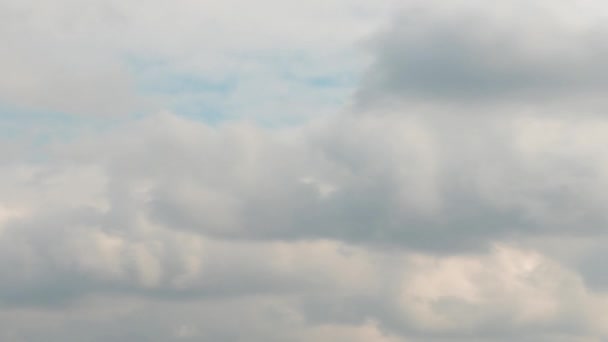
[2,0,608,341]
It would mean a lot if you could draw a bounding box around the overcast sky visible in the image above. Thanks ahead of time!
[2,0,608,341]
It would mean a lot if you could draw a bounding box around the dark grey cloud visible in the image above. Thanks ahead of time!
[356,0,608,108]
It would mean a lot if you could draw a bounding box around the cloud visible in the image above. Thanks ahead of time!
[0,110,608,340]
[4,0,608,340]
[49,113,603,252]
[357,0,608,109]
[0,0,393,118]
[0,1,141,116]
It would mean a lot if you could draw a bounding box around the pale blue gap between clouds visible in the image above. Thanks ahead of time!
[0,51,361,142]
[128,52,360,127]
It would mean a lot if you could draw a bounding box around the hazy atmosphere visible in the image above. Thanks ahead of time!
[2,0,608,341]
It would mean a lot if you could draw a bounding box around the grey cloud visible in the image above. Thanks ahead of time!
[88,114,608,253]
[356,0,608,108]
[0,236,602,341]
[4,111,608,284]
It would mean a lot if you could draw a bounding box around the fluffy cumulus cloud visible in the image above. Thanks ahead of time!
[3,0,608,341]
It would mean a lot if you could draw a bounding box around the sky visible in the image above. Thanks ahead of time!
[2,0,608,341]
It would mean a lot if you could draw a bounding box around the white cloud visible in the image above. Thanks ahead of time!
[0,0,395,118]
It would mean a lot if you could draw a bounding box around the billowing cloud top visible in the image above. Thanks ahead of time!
[2,1,608,341]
